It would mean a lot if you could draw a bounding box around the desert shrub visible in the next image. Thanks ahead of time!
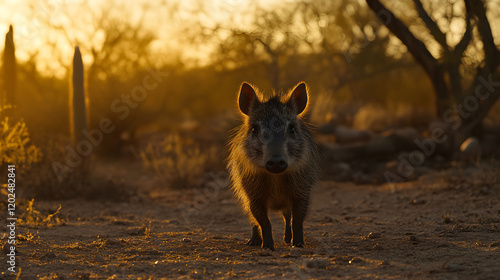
[140,133,217,189]
[352,103,433,132]
[0,110,41,172]
[20,136,80,199]
[0,108,40,209]
[19,135,135,201]
[352,104,392,132]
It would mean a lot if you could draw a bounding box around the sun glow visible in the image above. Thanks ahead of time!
[0,0,288,78]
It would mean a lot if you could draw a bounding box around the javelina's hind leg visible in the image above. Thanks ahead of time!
[282,209,292,244]
[246,225,262,246]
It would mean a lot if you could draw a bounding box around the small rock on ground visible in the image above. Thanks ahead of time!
[305,258,329,269]
[40,252,57,261]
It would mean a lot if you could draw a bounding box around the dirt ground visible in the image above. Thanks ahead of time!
[2,160,500,279]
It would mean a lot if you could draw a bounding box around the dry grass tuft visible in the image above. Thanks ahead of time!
[140,133,217,189]
[18,199,64,227]
[0,111,41,173]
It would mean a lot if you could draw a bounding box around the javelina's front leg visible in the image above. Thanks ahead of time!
[249,202,274,250]
[291,200,308,247]
[282,209,292,244]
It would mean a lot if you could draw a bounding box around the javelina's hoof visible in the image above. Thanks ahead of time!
[284,235,291,244]
[292,242,304,248]
[262,242,275,251]
[246,237,262,246]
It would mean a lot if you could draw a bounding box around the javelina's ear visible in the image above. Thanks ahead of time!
[239,82,257,116]
[290,82,308,115]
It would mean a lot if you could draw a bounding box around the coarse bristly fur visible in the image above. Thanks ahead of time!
[227,82,320,251]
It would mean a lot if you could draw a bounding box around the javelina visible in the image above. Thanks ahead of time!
[228,82,320,250]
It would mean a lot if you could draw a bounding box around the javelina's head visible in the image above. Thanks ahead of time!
[238,82,309,174]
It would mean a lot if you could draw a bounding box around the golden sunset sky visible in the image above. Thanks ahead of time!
[0,0,283,76]
[1,0,499,78]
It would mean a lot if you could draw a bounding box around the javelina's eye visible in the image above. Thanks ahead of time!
[251,125,260,135]
[289,125,295,134]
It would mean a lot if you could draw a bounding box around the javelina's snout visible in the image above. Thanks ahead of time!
[265,155,287,173]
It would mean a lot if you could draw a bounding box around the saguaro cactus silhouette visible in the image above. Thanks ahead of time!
[2,25,17,107]
[70,46,88,143]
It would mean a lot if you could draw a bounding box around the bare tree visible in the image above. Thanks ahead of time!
[207,3,311,90]
[365,0,500,150]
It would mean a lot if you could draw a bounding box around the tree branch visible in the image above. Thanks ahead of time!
[445,1,475,100]
[412,0,448,50]
[453,0,474,60]
[465,0,500,73]
[366,0,451,116]
[452,22,473,61]
[365,0,440,78]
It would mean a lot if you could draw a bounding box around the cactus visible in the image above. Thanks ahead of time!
[2,25,17,107]
[70,46,88,143]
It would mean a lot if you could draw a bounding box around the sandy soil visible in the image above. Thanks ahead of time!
[2,162,500,279]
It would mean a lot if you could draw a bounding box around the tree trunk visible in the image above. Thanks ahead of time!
[430,66,450,117]
[365,0,500,153]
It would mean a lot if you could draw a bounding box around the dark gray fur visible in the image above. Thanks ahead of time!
[227,82,320,250]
